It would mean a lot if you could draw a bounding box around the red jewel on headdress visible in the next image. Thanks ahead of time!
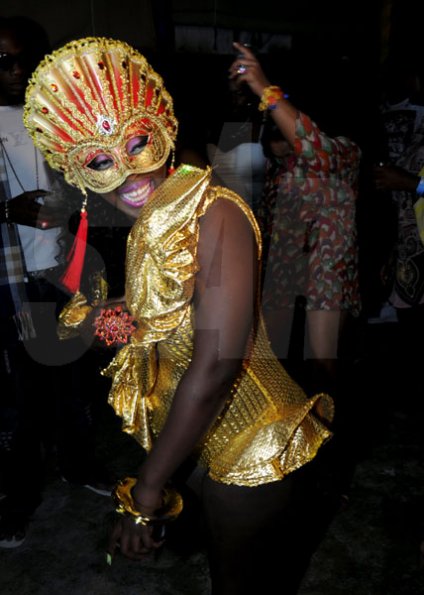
[41,107,49,114]
[73,71,81,79]
[96,115,116,136]
[50,83,58,92]
[98,61,104,69]
[36,127,43,133]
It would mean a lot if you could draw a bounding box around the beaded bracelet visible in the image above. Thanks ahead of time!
[416,177,424,197]
[258,85,285,111]
[112,477,183,526]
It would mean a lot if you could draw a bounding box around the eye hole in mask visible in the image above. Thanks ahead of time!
[86,153,114,171]
[126,135,149,156]
[86,135,150,171]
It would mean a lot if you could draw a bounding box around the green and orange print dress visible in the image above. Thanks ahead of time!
[257,113,361,314]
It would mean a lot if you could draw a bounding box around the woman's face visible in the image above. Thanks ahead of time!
[101,160,167,220]
[69,117,171,194]
[82,129,169,219]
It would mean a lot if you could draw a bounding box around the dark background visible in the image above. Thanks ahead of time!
[1,0,419,152]
[1,0,420,141]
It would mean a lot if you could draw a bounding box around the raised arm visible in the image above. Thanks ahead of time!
[230,42,298,146]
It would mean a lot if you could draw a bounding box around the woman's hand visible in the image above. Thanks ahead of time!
[7,190,68,229]
[229,42,270,98]
[107,483,164,562]
[107,515,164,562]
[229,42,297,145]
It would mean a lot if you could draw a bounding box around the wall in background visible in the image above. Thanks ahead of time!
[1,0,382,59]
[1,0,157,50]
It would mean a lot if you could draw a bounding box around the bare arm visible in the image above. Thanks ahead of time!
[109,196,258,559]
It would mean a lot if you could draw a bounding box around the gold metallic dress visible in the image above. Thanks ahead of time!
[100,164,334,487]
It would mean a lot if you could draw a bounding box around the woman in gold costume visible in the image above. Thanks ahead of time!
[24,37,334,594]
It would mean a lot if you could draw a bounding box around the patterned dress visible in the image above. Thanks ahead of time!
[257,112,361,314]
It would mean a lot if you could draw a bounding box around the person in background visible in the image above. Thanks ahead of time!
[372,52,424,568]
[373,56,424,335]
[230,43,361,395]
[0,16,112,549]
[229,42,362,509]
[24,36,335,594]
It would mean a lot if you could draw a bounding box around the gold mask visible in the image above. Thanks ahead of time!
[23,37,178,194]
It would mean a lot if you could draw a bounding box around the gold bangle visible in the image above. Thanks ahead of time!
[112,477,183,526]
[258,85,284,111]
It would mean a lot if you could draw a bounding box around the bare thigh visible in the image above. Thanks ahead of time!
[199,473,304,595]
[305,309,346,360]
[262,307,295,360]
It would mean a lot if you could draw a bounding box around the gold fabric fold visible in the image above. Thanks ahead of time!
[57,272,108,339]
[125,164,214,343]
[57,291,93,340]
[102,343,157,450]
[105,165,215,450]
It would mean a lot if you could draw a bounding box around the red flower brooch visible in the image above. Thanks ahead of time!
[93,306,136,346]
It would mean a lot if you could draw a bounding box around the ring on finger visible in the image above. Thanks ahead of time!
[237,64,247,75]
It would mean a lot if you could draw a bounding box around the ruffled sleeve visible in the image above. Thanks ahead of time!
[103,165,215,445]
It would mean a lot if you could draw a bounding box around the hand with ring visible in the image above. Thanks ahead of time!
[229,42,271,99]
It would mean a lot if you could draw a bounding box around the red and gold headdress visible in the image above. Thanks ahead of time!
[23,37,178,293]
[24,37,178,195]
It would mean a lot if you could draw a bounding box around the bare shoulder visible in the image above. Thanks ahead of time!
[198,195,258,269]
[200,195,254,239]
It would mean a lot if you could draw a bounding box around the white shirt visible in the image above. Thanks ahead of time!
[207,141,266,209]
[0,105,61,272]
[206,120,266,210]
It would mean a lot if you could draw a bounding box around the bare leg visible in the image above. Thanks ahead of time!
[262,307,295,360]
[304,309,347,393]
[304,309,358,502]
[200,473,314,595]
